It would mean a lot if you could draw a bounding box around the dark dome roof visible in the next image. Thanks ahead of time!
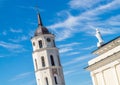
[34,12,51,36]
[34,26,50,36]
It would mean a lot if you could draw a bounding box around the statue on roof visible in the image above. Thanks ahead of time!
[95,29,104,47]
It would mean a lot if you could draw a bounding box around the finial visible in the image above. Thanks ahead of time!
[95,29,104,47]
[34,6,50,36]
[35,6,43,26]
[37,13,43,26]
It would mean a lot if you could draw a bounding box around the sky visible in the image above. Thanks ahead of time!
[0,0,120,85]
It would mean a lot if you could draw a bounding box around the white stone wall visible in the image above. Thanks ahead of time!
[31,33,65,85]
[90,60,120,85]
[31,34,55,51]
[89,45,120,65]
[35,69,53,85]
[87,37,120,85]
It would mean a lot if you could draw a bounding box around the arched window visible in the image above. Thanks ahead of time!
[35,59,38,70]
[54,74,59,84]
[50,55,55,66]
[57,55,61,66]
[41,56,45,67]
[38,40,42,48]
[54,76,58,84]
[45,77,49,85]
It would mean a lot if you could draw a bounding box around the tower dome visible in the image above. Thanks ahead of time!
[34,13,50,36]
[35,26,50,36]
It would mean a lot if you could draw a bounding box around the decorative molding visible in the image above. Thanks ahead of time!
[86,51,120,71]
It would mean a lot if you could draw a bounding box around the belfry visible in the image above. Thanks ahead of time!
[31,12,65,85]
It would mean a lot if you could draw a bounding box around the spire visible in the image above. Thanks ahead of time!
[34,9,50,36]
[95,29,104,47]
[35,5,43,26]
[37,12,43,26]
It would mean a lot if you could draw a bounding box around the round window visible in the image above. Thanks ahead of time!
[47,38,51,42]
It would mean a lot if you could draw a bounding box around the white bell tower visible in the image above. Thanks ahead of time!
[31,12,65,85]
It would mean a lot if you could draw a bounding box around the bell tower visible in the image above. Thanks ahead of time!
[31,12,65,85]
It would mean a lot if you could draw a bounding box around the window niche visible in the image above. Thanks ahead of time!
[41,56,45,67]
[45,77,49,85]
[54,76,58,84]
[35,59,38,70]
[50,55,55,66]
[38,40,42,48]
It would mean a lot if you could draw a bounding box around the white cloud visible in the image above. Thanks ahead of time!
[47,14,83,41]
[21,36,28,40]
[96,0,120,11]
[66,52,80,56]
[81,80,93,85]
[55,29,74,41]
[19,80,36,85]
[64,62,87,74]
[18,5,35,10]
[80,0,120,17]
[63,54,94,66]
[48,0,120,41]
[9,72,32,81]
[0,54,14,58]
[107,14,120,26]
[59,42,80,48]
[0,55,4,58]
[28,29,35,38]
[59,42,81,54]
[10,28,22,33]
[18,5,44,12]
[0,41,22,50]
[2,31,7,35]
[100,28,117,35]
[59,47,73,54]
[64,70,75,75]
[9,35,28,42]
[68,0,104,9]
[82,45,95,50]
[0,41,27,53]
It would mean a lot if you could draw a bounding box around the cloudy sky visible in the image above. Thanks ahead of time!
[0,0,120,85]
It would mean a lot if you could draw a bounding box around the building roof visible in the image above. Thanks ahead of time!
[92,36,120,55]
[85,50,120,71]
[34,13,50,36]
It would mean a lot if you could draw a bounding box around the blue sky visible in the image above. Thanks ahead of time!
[0,0,120,85]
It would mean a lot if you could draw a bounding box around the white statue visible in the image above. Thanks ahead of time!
[95,29,104,47]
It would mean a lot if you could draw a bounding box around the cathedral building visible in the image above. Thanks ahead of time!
[31,12,65,85]
[86,29,120,85]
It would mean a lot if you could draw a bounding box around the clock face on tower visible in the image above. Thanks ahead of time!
[47,38,51,42]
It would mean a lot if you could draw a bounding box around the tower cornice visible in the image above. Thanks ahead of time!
[32,47,58,54]
[35,66,62,73]
[31,34,54,41]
